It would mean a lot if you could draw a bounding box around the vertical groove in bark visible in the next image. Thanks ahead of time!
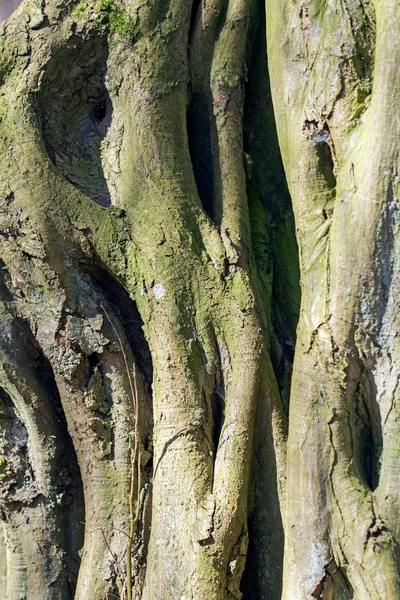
[239,5,299,597]
[188,0,226,221]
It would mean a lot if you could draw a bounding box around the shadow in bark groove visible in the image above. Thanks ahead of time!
[212,390,225,455]
[354,372,382,492]
[188,0,201,40]
[240,4,296,597]
[373,181,396,331]
[211,339,226,455]
[186,0,226,224]
[244,2,300,414]
[187,85,224,223]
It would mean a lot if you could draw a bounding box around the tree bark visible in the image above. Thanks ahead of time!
[0,0,289,598]
[0,0,399,599]
[267,0,400,598]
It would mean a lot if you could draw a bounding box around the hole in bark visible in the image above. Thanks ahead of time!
[37,36,113,207]
[303,121,337,190]
[315,139,336,190]
[90,97,107,122]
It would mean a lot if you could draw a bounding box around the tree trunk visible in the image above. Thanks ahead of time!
[0,0,398,599]
[267,0,400,598]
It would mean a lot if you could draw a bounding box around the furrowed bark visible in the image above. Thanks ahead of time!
[0,4,154,599]
[111,3,281,595]
[0,1,291,598]
[9,0,400,597]
[267,0,400,597]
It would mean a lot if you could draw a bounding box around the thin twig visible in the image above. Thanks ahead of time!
[110,527,134,541]
[101,305,141,600]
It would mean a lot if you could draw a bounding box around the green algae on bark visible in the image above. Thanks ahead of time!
[1,0,399,599]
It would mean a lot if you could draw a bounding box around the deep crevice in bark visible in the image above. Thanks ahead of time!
[243,3,300,411]
[355,372,382,491]
[212,390,225,455]
[373,180,396,330]
[186,0,228,225]
[212,344,226,455]
[85,263,154,393]
[187,96,220,221]
[240,8,293,598]
[188,0,202,42]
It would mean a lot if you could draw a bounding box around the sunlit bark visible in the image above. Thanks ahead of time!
[0,0,399,599]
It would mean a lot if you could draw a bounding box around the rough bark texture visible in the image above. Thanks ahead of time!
[267,0,400,598]
[0,0,398,599]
